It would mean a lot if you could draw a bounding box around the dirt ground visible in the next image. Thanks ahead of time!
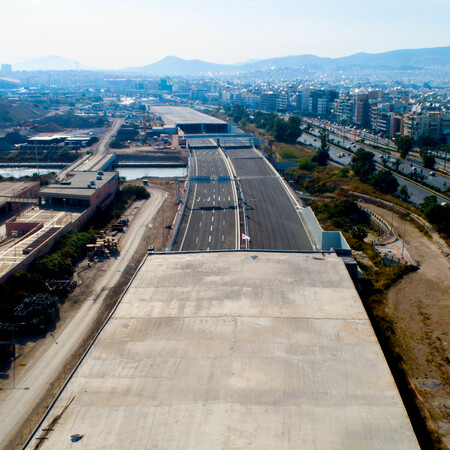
[1,177,179,449]
[365,203,450,448]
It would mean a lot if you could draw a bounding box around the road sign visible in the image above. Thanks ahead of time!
[191,176,211,184]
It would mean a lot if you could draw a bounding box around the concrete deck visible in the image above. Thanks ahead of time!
[30,252,418,449]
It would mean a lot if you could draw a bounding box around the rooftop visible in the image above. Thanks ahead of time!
[150,106,226,127]
[31,251,418,449]
[0,181,38,199]
[39,171,117,198]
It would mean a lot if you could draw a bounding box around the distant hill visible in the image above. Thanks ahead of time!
[13,55,91,71]
[124,46,450,75]
[123,56,234,76]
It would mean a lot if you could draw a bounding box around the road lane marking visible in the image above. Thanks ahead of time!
[196,237,198,244]
[208,235,211,242]
[211,216,214,222]
[223,220,225,226]
[210,225,213,231]
[222,235,224,242]
[199,222,202,227]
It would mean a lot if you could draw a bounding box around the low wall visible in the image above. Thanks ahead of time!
[299,206,351,254]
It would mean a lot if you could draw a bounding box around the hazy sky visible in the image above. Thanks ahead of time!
[1,0,449,69]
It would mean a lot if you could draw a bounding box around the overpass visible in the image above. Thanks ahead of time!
[13,108,420,449]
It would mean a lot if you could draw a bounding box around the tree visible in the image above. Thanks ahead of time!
[421,150,436,169]
[393,158,401,171]
[395,135,414,159]
[273,118,289,142]
[286,116,302,144]
[419,196,450,235]
[399,185,410,202]
[351,224,368,241]
[312,129,330,166]
[298,158,318,172]
[351,148,376,182]
[370,170,399,194]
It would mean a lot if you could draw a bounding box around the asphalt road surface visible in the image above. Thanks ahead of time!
[300,127,450,195]
[300,133,448,205]
[172,147,239,251]
[226,147,313,251]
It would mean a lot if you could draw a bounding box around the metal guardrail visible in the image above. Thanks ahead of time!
[358,204,398,244]
[167,146,191,252]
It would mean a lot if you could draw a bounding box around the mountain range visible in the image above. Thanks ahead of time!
[12,55,91,71]
[8,46,450,75]
[124,46,450,75]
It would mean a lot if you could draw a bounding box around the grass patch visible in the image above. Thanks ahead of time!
[275,142,315,161]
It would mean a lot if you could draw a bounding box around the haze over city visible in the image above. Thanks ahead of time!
[1,0,449,69]
[0,0,449,448]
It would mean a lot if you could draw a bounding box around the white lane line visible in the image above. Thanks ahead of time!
[223,219,225,226]
[207,196,210,202]
[208,235,211,242]
[179,150,198,251]
[199,222,202,227]
[196,237,199,244]
[218,196,220,201]
[207,247,210,251]
[211,216,214,222]
[213,201,215,205]
[197,197,200,202]
[228,196,230,201]
[210,225,213,231]
[222,235,224,242]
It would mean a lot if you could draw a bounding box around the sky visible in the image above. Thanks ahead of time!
[0,0,449,70]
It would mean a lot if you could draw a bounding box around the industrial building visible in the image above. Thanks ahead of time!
[0,171,118,283]
[39,170,118,210]
[0,181,40,217]
[150,106,230,135]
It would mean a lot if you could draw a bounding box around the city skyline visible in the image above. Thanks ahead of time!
[1,0,449,70]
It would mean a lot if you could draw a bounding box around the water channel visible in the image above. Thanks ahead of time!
[0,166,187,180]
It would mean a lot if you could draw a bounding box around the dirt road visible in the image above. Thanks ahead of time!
[0,184,170,449]
[364,203,450,448]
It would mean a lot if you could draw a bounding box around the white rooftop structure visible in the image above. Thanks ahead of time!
[150,106,226,127]
[29,252,418,449]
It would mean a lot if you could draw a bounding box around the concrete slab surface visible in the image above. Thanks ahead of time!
[30,252,418,449]
[151,106,226,127]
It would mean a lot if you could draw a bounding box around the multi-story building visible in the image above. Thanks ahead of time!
[403,111,449,143]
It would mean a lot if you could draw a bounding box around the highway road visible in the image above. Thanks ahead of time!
[299,132,449,205]
[301,124,450,193]
[226,147,313,251]
[172,146,239,251]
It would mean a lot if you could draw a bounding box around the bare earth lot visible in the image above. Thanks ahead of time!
[365,204,450,448]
